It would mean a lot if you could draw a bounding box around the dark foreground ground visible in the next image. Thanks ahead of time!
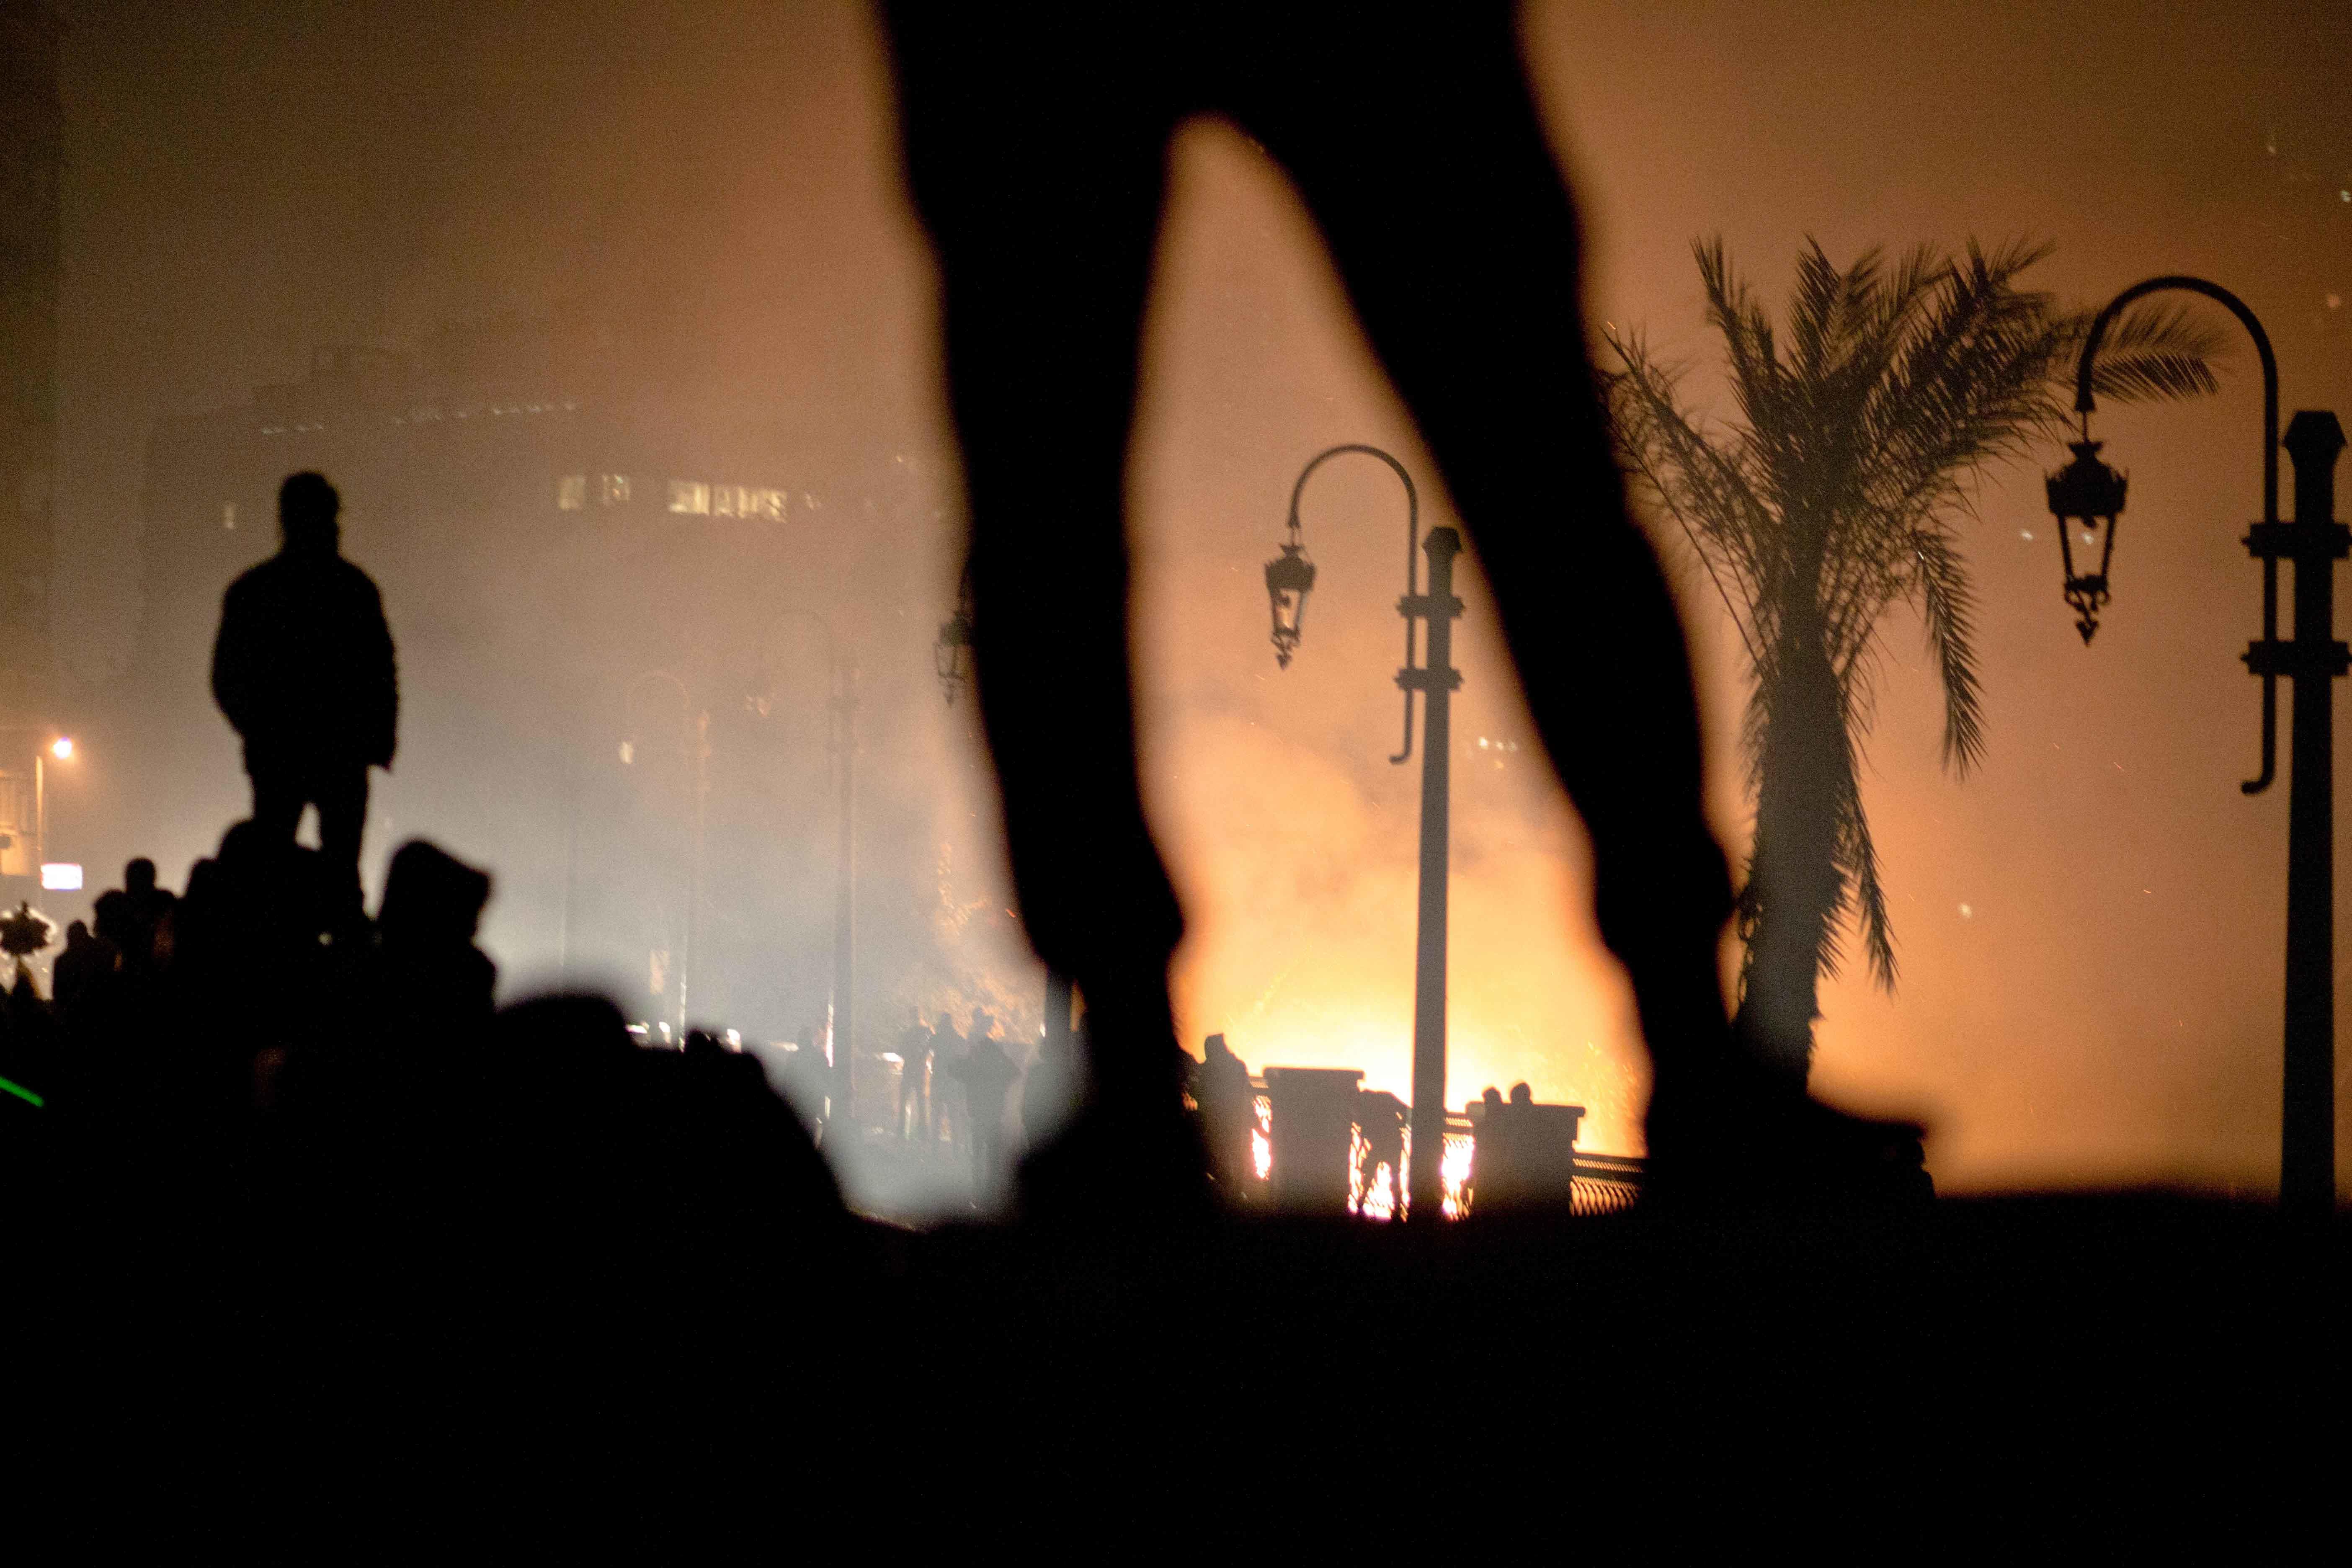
[0,827,2330,1548]
[14,1178,2337,1550]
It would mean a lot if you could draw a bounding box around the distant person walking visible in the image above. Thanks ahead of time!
[952,1011,1020,1188]
[930,1012,966,1148]
[897,1007,934,1141]
[211,472,397,889]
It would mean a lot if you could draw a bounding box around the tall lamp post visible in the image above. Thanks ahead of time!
[775,612,859,1133]
[35,735,72,883]
[935,567,1079,1073]
[2050,276,2346,1214]
[623,671,704,1039]
[0,729,78,883]
[1262,444,1463,1221]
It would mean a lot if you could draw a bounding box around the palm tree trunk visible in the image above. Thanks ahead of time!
[1735,607,1847,1086]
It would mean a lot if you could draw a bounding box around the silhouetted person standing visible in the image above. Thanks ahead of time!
[1469,1086,1507,1214]
[119,857,175,975]
[897,1008,933,1142]
[1195,1033,1256,1194]
[212,472,396,892]
[50,918,110,1017]
[953,1011,1019,1190]
[930,1013,966,1149]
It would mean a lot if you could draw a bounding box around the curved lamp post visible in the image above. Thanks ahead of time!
[2054,276,2346,1213]
[1264,443,1463,1220]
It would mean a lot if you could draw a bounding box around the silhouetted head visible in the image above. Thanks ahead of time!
[91,890,132,948]
[64,918,90,948]
[972,1009,993,1038]
[378,838,492,948]
[1509,1082,1533,1107]
[497,992,634,1062]
[1481,1086,1503,1112]
[279,471,342,557]
[124,857,157,896]
[1204,1032,1230,1061]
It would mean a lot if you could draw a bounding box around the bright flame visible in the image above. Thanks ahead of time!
[1438,1131,1475,1220]
[47,737,72,761]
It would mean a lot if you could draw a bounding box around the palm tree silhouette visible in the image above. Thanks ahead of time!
[1607,238,2220,1082]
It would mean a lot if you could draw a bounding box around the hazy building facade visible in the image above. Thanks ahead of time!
[132,317,858,1036]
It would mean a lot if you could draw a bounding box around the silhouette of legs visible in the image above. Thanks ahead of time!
[249,755,369,880]
[250,763,307,845]
[314,768,368,873]
[890,7,1754,1199]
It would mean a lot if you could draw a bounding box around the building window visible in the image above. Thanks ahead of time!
[599,474,630,506]
[668,480,710,515]
[749,487,786,521]
[222,501,237,532]
[712,485,738,518]
[557,475,588,511]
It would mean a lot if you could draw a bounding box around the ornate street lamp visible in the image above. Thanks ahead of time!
[2044,432,2127,644]
[1264,534,1317,669]
[2061,274,2347,1215]
[1263,443,1466,1221]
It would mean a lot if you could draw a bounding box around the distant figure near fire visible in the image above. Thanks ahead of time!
[211,472,397,887]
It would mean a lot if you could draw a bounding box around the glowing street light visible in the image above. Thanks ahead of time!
[2044,438,2126,644]
[1264,537,1316,668]
[31,732,73,879]
[2059,274,2347,1215]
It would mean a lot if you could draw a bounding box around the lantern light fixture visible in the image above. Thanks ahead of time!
[1264,537,1317,668]
[2044,420,2128,644]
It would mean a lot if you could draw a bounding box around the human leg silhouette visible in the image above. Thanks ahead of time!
[888,5,1919,1202]
[249,760,306,846]
[315,765,369,882]
[889,17,1202,1208]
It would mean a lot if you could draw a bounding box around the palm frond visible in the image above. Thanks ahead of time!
[1837,782,1898,990]
[1912,526,1986,775]
[2061,299,2228,407]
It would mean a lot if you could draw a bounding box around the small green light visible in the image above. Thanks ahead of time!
[0,1074,44,1109]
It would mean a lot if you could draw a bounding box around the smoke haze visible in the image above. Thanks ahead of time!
[39,0,2352,1192]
